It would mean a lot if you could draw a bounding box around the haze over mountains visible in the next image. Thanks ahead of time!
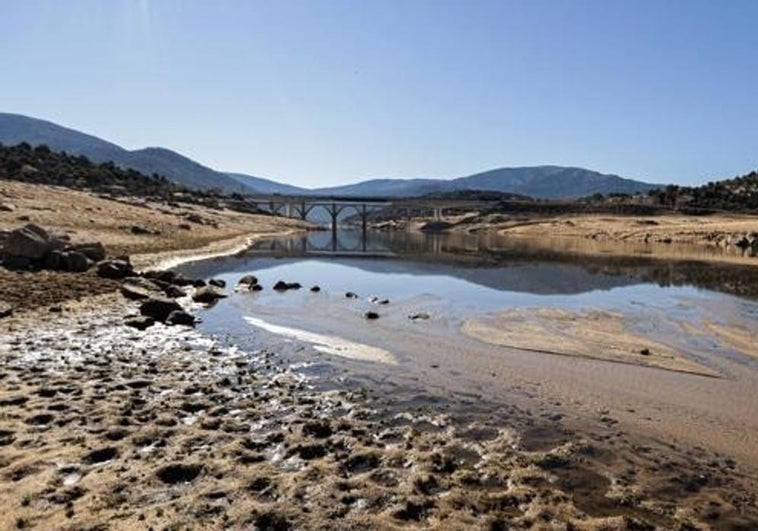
[0,113,661,199]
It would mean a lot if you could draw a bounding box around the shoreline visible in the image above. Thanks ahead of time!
[2,277,757,529]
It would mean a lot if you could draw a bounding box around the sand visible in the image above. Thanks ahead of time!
[463,308,720,377]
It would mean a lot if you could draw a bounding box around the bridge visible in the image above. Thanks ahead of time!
[244,194,500,237]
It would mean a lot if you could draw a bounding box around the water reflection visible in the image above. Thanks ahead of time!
[180,230,758,300]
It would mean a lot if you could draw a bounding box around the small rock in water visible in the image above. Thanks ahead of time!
[409,312,430,321]
[364,311,380,320]
[345,292,359,299]
[209,278,226,288]
[310,285,321,292]
[192,286,227,304]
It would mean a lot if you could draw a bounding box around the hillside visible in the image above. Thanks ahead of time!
[0,113,252,193]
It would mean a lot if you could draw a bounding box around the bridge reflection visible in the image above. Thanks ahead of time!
[255,230,395,256]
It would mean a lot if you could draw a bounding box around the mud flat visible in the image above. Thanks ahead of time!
[2,295,758,530]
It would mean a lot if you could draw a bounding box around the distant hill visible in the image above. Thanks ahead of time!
[0,113,252,193]
[0,112,662,199]
[311,167,659,199]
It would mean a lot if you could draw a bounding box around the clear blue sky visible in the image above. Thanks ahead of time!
[1,0,757,187]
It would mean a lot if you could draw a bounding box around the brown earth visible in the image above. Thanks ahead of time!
[0,180,308,313]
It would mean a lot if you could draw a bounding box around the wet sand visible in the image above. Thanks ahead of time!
[2,294,758,529]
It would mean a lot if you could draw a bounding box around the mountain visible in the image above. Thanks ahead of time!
[0,112,662,199]
[311,166,659,199]
[225,172,307,195]
[0,113,253,193]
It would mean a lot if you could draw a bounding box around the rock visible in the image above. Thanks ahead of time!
[3,223,50,259]
[140,296,182,322]
[163,284,187,298]
[345,292,359,299]
[0,301,12,318]
[166,310,196,327]
[287,282,302,289]
[125,315,155,330]
[121,278,164,300]
[130,225,151,235]
[238,274,258,285]
[1,256,32,270]
[209,278,226,288]
[185,213,204,224]
[250,284,263,292]
[409,312,431,321]
[192,279,207,288]
[192,286,227,303]
[0,203,14,212]
[62,251,91,272]
[364,311,380,320]
[310,285,321,292]
[71,242,106,262]
[273,280,289,291]
[97,259,133,279]
[639,348,651,356]
[44,249,65,270]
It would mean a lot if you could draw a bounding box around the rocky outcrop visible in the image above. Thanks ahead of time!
[96,258,134,279]
[0,223,111,273]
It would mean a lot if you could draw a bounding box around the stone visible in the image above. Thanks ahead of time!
[0,301,12,318]
[163,284,187,298]
[250,284,263,292]
[71,242,106,262]
[192,286,227,303]
[273,280,289,291]
[166,310,196,327]
[0,203,14,212]
[310,285,321,292]
[140,296,182,322]
[97,259,133,279]
[1,256,32,270]
[238,274,258,286]
[209,278,226,288]
[735,236,751,249]
[43,249,65,270]
[192,279,207,288]
[409,312,431,321]
[62,251,91,272]
[364,311,380,320]
[125,315,155,330]
[131,225,151,235]
[121,278,164,300]
[345,292,359,299]
[3,223,50,259]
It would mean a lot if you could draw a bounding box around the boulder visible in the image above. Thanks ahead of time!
[163,285,187,299]
[140,296,182,322]
[192,279,207,288]
[62,251,92,272]
[97,259,133,279]
[4,224,50,259]
[1,256,32,271]
[71,242,106,262]
[44,249,65,271]
[121,278,164,300]
[125,315,155,330]
[166,310,196,327]
[192,286,227,304]
[209,278,226,288]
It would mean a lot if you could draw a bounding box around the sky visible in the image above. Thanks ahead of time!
[1,0,757,187]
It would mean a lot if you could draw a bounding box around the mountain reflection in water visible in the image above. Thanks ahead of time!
[178,230,758,300]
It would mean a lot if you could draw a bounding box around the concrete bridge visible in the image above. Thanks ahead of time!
[244,194,501,236]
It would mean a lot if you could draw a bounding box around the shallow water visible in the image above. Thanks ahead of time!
[177,230,758,464]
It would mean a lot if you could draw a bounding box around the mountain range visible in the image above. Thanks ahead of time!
[0,113,661,199]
